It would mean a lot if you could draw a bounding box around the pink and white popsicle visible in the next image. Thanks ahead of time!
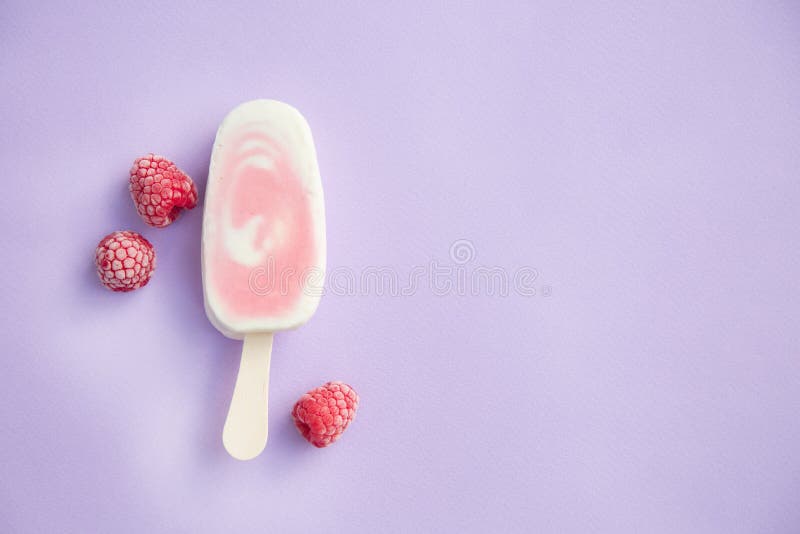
[202,100,326,460]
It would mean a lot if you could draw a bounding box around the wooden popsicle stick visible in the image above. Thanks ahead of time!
[222,332,273,460]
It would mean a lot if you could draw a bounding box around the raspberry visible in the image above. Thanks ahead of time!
[291,382,359,448]
[129,154,198,227]
[94,231,155,292]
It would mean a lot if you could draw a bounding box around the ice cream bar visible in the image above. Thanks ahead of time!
[202,100,326,460]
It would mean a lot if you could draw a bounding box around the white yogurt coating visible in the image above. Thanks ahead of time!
[202,100,326,339]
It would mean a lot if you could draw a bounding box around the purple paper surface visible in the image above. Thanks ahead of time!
[1,2,799,532]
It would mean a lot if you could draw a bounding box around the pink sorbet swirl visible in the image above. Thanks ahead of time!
[207,128,317,321]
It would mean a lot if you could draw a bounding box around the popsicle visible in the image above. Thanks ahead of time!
[202,100,326,460]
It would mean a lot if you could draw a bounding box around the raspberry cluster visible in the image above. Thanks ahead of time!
[292,382,360,448]
[95,231,155,292]
[129,153,198,228]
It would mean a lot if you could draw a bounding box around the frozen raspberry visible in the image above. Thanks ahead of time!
[94,231,155,292]
[129,154,198,227]
[292,381,359,448]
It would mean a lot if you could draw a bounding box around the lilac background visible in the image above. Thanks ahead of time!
[2,2,799,532]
